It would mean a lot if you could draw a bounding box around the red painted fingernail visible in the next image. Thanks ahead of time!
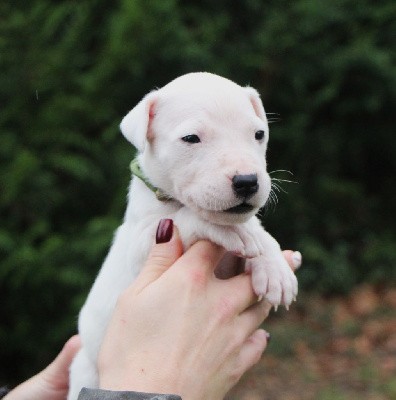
[265,331,271,344]
[156,219,173,244]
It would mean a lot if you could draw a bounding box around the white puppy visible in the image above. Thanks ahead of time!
[68,72,298,399]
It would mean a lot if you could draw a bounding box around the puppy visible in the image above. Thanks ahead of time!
[68,72,298,399]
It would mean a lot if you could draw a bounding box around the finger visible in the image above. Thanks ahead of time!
[135,221,184,290]
[234,329,269,378]
[176,239,226,277]
[218,273,259,313]
[283,250,302,271]
[42,335,81,384]
[237,298,272,336]
[6,336,81,399]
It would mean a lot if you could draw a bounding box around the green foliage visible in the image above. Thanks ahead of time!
[1,0,395,386]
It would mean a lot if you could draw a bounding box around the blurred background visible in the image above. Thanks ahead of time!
[1,1,395,399]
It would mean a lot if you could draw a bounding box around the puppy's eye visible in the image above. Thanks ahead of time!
[181,134,201,144]
[255,130,265,141]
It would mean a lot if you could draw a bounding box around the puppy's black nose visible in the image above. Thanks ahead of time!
[232,174,258,199]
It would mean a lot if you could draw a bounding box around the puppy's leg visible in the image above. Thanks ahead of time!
[174,210,297,308]
[244,222,298,308]
[68,348,98,400]
[173,209,263,258]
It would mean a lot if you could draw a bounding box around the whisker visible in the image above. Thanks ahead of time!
[271,182,288,194]
[272,178,297,184]
[270,189,279,204]
[260,169,298,216]
[269,169,294,176]
[261,187,279,215]
[266,112,281,124]
[269,169,298,197]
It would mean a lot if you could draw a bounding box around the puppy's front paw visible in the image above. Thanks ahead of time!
[246,254,298,309]
[196,225,261,259]
[208,226,260,258]
[175,212,264,259]
[232,225,263,258]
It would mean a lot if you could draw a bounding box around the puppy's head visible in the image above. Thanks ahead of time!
[121,72,271,225]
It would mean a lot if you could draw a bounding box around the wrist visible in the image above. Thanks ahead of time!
[99,371,210,400]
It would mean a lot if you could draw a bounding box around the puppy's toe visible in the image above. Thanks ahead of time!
[232,226,262,259]
[251,266,269,297]
[248,254,299,309]
[240,236,260,258]
[265,279,283,307]
[280,263,298,307]
[281,276,297,307]
[245,247,260,259]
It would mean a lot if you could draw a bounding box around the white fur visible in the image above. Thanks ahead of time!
[68,72,298,399]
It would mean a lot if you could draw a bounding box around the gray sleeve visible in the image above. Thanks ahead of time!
[77,387,182,400]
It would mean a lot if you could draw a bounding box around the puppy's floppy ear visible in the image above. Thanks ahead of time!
[120,91,158,152]
[244,87,266,121]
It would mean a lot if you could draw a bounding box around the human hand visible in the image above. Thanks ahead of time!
[4,335,80,400]
[98,219,301,400]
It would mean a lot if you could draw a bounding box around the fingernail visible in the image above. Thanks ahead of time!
[292,251,302,270]
[156,219,174,244]
[265,331,271,344]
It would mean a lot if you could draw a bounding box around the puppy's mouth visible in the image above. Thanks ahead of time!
[223,203,254,214]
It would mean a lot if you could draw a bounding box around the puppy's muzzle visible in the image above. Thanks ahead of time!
[232,174,259,200]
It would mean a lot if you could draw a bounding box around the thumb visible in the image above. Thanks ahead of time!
[40,335,81,389]
[135,219,183,290]
[4,336,81,400]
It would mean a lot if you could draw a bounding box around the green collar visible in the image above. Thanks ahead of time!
[129,158,172,201]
